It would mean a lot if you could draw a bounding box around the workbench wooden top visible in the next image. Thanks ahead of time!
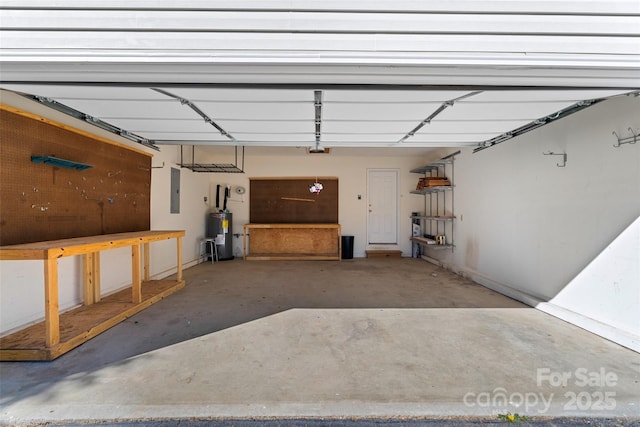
[243,223,340,229]
[0,230,185,260]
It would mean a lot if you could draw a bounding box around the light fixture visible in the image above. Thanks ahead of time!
[309,140,325,153]
[309,182,323,194]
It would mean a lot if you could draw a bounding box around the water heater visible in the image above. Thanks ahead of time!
[206,212,234,261]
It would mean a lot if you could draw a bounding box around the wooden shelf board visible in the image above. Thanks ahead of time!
[410,186,453,195]
[244,223,340,229]
[0,279,185,361]
[410,236,437,245]
[411,238,453,250]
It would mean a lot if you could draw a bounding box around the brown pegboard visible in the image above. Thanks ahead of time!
[0,108,151,246]
[249,177,338,224]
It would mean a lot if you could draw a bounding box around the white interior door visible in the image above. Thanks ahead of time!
[367,169,398,244]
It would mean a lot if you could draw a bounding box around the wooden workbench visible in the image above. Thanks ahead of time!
[243,223,341,260]
[0,230,185,361]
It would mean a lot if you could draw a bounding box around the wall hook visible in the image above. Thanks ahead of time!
[613,128,638,148]
[543,151,567,167]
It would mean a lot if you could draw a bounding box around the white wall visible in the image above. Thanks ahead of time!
[0,93,212,335]
[187,146,431,259]
[434,94,640,350]
[543,216,639,348]
[148,146,213,272]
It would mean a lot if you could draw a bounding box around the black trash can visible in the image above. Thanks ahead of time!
[341,235,354,259]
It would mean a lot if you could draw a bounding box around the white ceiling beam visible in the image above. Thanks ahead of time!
[151,138,478,148]
[2,32,638,56]
[4,67,638,89]
[2,0,639,14]
[3,10,639,36]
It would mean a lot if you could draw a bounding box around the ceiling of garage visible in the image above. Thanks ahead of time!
[1,1,639,152]
[2,85,635,150]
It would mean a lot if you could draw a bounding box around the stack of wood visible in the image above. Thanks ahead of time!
[416,176,451,190]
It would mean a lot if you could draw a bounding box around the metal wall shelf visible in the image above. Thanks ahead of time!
[410,186,453,195]
[410,236,455,250]
[412,215,455,221]
[410,161,453,175]
[410,151,459,253]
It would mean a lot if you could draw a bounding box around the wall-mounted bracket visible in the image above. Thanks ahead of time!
[543,151,567,167]
[613,128,638,148]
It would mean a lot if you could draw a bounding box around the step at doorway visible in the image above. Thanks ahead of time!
[365,244,402,258]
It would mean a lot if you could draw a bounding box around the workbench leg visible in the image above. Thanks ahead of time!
[83,253,95,305]
[176,236,183,282]
[44,257,60,348]
[243,228,246,260]
[132,244,142,304]
[143,242,150,282]
[338,226,342,262]
[82,252,101,305]
[93,252,101,303]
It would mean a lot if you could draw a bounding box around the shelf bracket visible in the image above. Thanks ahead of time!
[612,128,638,148]
[31,155,93,171]
[543,151,567,168]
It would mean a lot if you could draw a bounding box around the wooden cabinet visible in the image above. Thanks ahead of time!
[243,223,341,260]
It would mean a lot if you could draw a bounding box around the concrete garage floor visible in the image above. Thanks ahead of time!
[0,258,639,426]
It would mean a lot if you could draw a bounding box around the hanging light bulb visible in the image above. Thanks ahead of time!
[309,182,323,194]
